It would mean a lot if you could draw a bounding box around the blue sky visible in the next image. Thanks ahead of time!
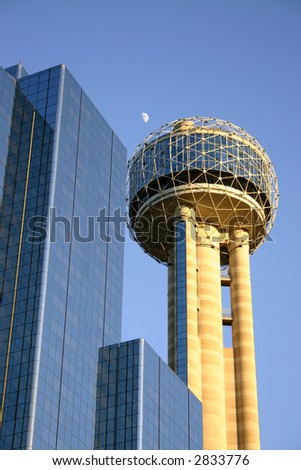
[1,0,300,450]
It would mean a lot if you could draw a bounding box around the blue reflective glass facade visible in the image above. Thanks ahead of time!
[95,339,203,450]
[4,64,29,80]
[0,64,126,449]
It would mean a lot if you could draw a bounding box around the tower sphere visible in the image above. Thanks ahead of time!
[127,116,278,264]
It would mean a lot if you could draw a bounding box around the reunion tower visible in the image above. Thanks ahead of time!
[127,117,278,450]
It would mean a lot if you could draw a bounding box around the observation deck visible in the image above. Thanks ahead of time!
[127,117,278,263]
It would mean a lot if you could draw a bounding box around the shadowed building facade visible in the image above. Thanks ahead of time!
[0,64,126,449]
[127,117,278,449]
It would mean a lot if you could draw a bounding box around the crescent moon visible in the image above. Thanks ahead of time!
[141,112,149,123]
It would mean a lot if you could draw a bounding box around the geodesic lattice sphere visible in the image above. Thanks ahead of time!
[127,116,279,264]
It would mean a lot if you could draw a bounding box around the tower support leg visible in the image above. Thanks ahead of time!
[168,207,202,402]
[229,229,260,450]
[197,224,227,450]
[168,251,176,372]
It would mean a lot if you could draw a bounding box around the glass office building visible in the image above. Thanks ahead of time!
[0,64,203,451]
[0,64,126,449]
[95,339,203,450]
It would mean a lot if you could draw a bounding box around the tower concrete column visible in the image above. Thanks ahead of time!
[229,229,260,450]
[170,206,202,402]
[168,251,176,372]
[197,224,227,450]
